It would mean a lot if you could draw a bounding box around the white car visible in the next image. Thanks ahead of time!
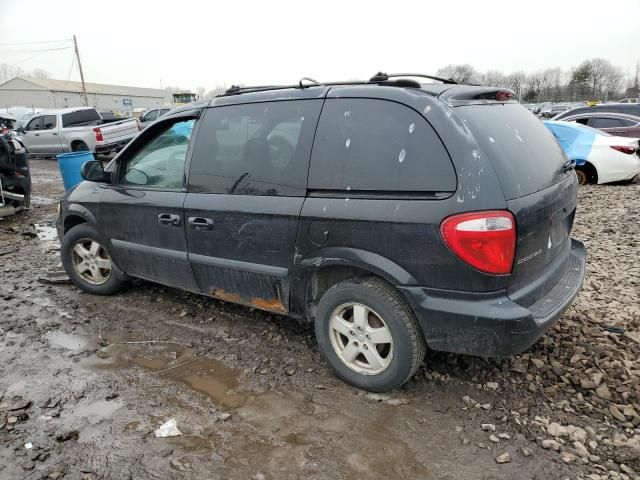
[544,121,640,185]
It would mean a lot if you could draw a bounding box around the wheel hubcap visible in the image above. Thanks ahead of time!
[71,238,112,285]
[329,303,393,375]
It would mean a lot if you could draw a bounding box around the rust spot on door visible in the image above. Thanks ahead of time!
[250,297,287,314]
[210,289,287,314]
[211,289,242,304]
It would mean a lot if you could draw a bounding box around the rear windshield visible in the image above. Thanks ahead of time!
[456,104,568,200]
[62,109,101,127]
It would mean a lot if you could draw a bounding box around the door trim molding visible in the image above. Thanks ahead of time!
[110,238,188,261]
[189,253,288,278]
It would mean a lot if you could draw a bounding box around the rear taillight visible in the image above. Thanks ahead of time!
[610,146,635,155]
[440,211,516,275]
[93,127,103,142]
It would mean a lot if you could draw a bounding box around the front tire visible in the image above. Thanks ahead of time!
[315,277,426,392]
[61,224,126,295]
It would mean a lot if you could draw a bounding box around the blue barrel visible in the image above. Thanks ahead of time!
[57,151,95,190]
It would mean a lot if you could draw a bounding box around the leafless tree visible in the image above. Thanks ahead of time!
[0,63,24,84]
[588,58,612,95]
[31,68,51,79]
[195,86,205,100]
[436,64,478,84]
[204,85,228,98]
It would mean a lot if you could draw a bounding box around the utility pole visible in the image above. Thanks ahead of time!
[73,35,88,107]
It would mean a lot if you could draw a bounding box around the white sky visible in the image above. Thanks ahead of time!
[0,0,638,91]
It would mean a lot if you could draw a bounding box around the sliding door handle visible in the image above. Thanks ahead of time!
[188,217,214,231]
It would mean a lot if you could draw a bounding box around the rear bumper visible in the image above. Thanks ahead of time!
[399,238,586,357]
[94,137,134,154]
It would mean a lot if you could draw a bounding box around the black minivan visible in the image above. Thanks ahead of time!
[57,74,586,392]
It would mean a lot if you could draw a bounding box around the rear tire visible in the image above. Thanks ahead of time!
[72,141,89,152]
[315,276,426,392]
[61,224,126,295]
[575,169,587,185]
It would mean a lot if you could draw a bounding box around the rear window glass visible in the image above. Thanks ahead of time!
[456,104,568,200]
[308,99,455,192]
[62,109,101,127]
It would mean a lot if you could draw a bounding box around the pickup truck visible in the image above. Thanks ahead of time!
[17,107,140,156]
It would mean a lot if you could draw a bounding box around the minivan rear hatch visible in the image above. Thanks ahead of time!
[455,103,578,307]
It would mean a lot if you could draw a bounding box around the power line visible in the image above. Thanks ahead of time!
[0,47,73,55]
[0,39,72,46]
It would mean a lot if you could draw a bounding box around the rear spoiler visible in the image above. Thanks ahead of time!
[439,86,518,106]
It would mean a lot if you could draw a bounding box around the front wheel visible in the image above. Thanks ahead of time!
[60,224,126,295]
[315,277,426,392]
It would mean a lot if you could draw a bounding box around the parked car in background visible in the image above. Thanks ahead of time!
[17,107,140,156]
[56,75,586,392]
[544,120,640,185]
[617,98,639,104]
[560,112,640,138]
[554,103,640,120]
[0,123,31,217]
[139,107,171,129]
[539,103,573,118]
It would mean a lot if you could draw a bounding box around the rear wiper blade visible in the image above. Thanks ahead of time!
[562,159,576,172]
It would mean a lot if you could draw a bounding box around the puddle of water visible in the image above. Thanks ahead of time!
[47,331,88,350]
[73,399,123,424]
[35,223,59,252]
[30,195,56,206]
[95,343,246,409]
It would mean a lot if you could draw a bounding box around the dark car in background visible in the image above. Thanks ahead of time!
[558,112,640,138]
[554,103,640,121]
[56,74,586,392]
[138,107,171,129]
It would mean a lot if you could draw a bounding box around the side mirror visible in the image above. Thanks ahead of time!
[81,160,110,183]
[17,126,25,134]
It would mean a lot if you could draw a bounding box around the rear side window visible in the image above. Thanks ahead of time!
[189,100,322,196]
[62,109,101,127]
[42,115,56,130]
[588,117,623,128]
[308,99,455,192]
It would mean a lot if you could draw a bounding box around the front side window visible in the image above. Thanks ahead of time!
[121,119,195,189]
[26,117,42,131]
[188,100,322,196]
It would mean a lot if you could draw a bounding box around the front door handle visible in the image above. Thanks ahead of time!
[158,213,181,227]
[188,217,214,231]
[34,133,40,136]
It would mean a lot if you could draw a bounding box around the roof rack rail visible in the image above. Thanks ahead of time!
[369,72,457,85]
[299,77,322,88]
[218,72,457,97]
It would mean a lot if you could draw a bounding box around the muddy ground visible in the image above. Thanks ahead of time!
[0,159,638,480]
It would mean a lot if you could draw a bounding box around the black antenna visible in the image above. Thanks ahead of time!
[299,77,322,88]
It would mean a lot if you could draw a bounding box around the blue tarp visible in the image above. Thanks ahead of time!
[543,121,595,166]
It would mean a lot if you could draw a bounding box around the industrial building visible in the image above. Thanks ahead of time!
[0,77,171,116]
